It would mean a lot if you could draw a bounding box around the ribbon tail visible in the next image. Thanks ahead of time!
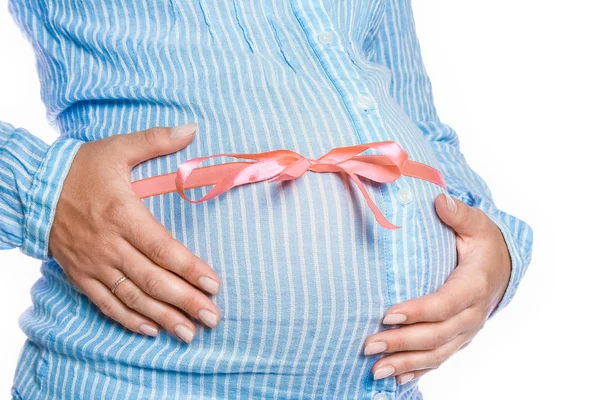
[344,170,402,230]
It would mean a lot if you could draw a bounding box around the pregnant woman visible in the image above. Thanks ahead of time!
[1,1,533,399]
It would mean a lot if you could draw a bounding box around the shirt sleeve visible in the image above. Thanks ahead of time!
[369,0,534,318]
[0,121,83,260]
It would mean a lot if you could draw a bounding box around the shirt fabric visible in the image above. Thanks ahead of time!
[1,1,534,399]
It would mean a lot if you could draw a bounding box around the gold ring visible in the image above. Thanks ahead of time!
[110,275,128,294]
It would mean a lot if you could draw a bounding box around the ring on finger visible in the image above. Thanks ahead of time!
[110,274,129,293]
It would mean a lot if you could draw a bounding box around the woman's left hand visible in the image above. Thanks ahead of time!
[363,193,512,385]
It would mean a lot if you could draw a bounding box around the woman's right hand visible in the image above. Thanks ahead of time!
[48,123,221,344]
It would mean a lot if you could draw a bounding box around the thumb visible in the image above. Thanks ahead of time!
[434,192,486,238]
[116,123,197,167]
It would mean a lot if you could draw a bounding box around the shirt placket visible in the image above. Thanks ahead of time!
[289,2,380,142]
[289,2,400,399]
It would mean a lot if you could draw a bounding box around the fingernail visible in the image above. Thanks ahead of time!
[382,313,407,325]
[399,372,415,385]
[139,323,158,337]
[174,324,194,343]
[198,276,220,295]
[443,192,457,214]
[198,309,218,328]
[364,341,387,356]
[171,123,197,139]
[373,366,395,380]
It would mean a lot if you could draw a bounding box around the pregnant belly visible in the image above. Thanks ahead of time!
[123,150,457,396]
[21,144,456,400]
[30,113,455,398]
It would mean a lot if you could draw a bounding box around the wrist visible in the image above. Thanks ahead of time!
[22,137,84,260]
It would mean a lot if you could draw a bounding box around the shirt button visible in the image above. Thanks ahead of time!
[373,393,390,400]
[357,94,373,110]
[398,185,412,204]
[318,31,333,45]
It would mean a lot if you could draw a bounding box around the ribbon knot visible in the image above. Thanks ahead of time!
[131,140,447,230]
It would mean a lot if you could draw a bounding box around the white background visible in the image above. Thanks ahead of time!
[1,1,597,399]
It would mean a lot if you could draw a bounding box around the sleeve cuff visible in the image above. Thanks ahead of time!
[21,137,84,260]
[476,199,534,319]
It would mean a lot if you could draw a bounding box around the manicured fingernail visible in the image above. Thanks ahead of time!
[198,309,218,328]
[171,123,197,139]
[364,341,387,356]
[139,323,158,337]
[174,324,194,343]
[373,366,395,380]
[199,276,220,295]
[399,372,415,385]
[443,192,456,214]
[382,313,407,325]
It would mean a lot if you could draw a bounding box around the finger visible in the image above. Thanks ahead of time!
[117,201,221,295]
[113,124,198,167]
[395,369,435,385]
[118,242,221,329]
[77,277,160,337]
[371,333,467,380]
[364,308,476,355]
[382,278,474,325]
[434,193,489,238]
[99,266,199,343]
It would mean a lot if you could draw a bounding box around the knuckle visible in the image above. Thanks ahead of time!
[143,275,162,297]
[180,257,199,279]
[144,127,168,150]
[475,209,492,230]
[429,296,442,311]
[388,336,404,352]
[151,307,175,328]
[143,128,158,147]
[412,305,426,321]
[104,198,129,226]
[96,298,117,318]
[457,208,470,226]
[396,336,408,352]
[149,242,170,265]
[427,329,445,349]
[428,298,446,319]
[435,329,450,348]
[121,288,144,310]
[180,293,200,314]
[63,268,82,286]
[395,359,410,374]
[438,304,453,320]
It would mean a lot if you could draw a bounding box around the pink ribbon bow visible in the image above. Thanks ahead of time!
[131,140,446,230]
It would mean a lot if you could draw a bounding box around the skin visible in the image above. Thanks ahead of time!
[363,193,512,385]
[48,124,222,344]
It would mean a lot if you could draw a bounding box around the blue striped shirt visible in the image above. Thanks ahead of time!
[2,1,533,399]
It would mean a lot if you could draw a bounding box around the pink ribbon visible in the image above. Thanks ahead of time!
[131,140,447,230]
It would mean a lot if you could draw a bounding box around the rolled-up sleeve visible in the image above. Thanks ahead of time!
[369,0,534,318]
[0,121,83,260]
